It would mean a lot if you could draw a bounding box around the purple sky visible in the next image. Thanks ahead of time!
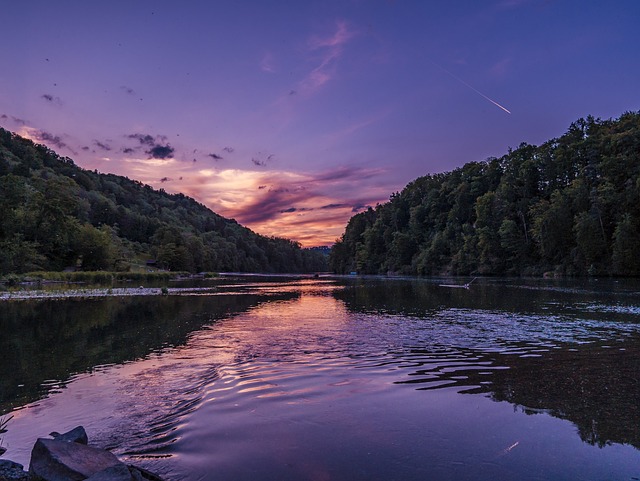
[1,1,639,246]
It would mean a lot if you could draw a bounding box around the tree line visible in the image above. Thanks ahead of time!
[330,111,640,277]
[0,128,327,274]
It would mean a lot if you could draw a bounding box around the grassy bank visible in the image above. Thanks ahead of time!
[0,271,218,287]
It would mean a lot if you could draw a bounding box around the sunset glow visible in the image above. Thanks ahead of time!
[1,1,639,245]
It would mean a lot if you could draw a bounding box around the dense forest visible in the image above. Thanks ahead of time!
[330,111,640,277]
[0,128,327,274]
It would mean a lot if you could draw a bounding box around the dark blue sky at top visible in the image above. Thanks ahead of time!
[1,0,638,245]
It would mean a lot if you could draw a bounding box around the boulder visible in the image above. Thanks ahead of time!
[29,438,124,481]
[127,465,164,481]
[84,464,133,481]
[0,459,30,480]
[50,426,88,445]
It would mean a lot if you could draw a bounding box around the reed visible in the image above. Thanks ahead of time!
[0,414,12,434]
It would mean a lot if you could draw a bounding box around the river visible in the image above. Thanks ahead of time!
[1,276,639,480]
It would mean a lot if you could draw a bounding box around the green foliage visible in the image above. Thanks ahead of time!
[0,128,327,275]
[330,111,640,277]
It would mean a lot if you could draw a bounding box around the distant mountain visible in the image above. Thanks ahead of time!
[330,111,640,277]
[0,127,327,274]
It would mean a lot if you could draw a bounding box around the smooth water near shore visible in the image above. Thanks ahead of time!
[1,276,640,480]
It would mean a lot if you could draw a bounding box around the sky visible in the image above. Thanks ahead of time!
[1,1,639,246]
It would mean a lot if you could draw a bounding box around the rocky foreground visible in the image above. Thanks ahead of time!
[0,427,163,481]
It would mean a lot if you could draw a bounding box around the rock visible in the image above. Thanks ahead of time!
[29,438,124,481]
[0,459,30,480]
[85,464,133,481]
[128,465,164,481]
[49,426,88,445]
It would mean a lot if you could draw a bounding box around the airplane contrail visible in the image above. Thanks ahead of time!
[431,61,511,114]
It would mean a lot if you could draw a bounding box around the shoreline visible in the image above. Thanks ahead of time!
[0,286,220,302]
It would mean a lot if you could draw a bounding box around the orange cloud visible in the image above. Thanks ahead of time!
[118,156,387,246]
[9,120,389,247]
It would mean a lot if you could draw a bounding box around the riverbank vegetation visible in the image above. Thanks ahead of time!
[0,270,200,289]
[330,111,640,277]
[0,128,327,275]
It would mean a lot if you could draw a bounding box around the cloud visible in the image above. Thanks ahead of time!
[313,165,384,183]
[1,115,28,126]
[255,199,368,222]
[308,20,357,50]
[261,52,276,73]
[215,165,385,231]
[230,182,311,224]
[147,144,175,159]
[41,94,62,105]
[223,147,234,153]
[32,129,67,150]
[320,203,349,210]
[103,157,389,246]
[128,133,158,146]
[120,85,136,95]
[16,127,79,156]
[126,132,174,160]
[297,20,358,96]
[251,152,275,167]
[351,203,370,212]
[94,140,112,151]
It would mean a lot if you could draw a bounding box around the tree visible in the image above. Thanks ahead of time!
[573,212,607,274]
[73,223,114,270]
[611,214,640,276]
[530,191,574,266]
[330,111,640,277]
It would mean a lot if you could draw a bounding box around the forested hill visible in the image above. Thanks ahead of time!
[330,111,640,277]
[0,128,327,274]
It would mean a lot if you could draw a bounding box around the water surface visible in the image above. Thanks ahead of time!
[1,277,639,480]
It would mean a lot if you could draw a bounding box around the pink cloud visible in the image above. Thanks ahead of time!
[181,165,388,246]
[297,20,358,96]
[261,20,360,128]
[4,117,390,246]
[308,20,356,50]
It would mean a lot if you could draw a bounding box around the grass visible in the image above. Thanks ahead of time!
[1,270,220,289]
[0,271,197,286]
[0,414,11,454]
[0,414,12,434]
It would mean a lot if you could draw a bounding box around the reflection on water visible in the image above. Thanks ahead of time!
[1,277,640,480]
[0,289,298,413]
